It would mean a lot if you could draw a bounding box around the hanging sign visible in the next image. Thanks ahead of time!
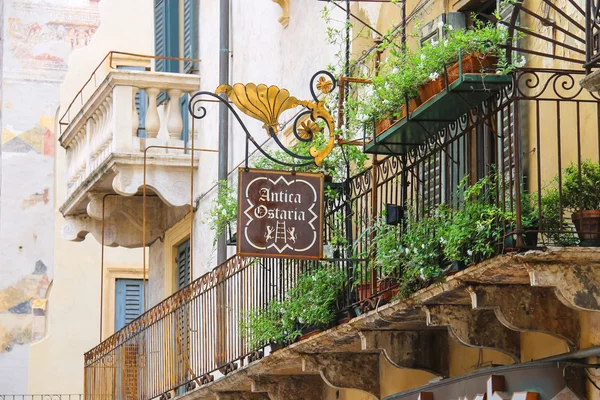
[237,168,324,259]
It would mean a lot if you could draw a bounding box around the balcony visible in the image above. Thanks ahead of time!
[83,68,600,400]
[58,53,201,247]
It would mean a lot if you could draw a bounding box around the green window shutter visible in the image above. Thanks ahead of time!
[115,279,147,331]
[136,90,148,138]
[180,94,190,145]
[176,240,191,289]
[183,0,198,73]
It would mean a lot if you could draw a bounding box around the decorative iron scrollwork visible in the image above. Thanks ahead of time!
[189,70,337,168]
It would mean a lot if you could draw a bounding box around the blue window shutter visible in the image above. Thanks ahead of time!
[156,0,180,104]
[117,66,148,138]
[183,0,197,73]
[115,279,147,331]
[180,94,190,145]
[136,90,148,138]
[176,240,191,289]
[154,0,166,72]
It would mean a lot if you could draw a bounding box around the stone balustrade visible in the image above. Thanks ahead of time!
[59,69,202,247]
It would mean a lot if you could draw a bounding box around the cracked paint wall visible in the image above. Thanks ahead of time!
[0,0,100,393]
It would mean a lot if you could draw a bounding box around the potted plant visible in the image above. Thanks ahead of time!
[438,177,508,266]
[552,160,600,246]
[241,264,346,350]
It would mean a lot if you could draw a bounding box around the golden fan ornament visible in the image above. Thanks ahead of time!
[215,80,336,167]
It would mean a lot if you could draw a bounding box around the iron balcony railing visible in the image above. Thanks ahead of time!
[0,396,83,400]
[85,69,600,400]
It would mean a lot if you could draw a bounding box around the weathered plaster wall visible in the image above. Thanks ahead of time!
[26,0,152,393]
[0,0,151,393]
[0,0,100,392]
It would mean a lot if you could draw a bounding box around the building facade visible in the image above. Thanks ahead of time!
[3,0,600,399]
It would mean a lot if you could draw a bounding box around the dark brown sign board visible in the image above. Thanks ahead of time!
[237,168,324,259]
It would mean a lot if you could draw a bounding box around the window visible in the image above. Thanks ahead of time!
[176,239,191,289]
[154,0,196,141]
[154,0,197,74]
[114,279,147,331]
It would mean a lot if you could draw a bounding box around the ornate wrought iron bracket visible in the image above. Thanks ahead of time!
[188,71,337,169]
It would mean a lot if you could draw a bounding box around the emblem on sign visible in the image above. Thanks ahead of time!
[237,169,324,259]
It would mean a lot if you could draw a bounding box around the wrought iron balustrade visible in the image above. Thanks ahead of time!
[85,68,600,400]
[0,396,83,400]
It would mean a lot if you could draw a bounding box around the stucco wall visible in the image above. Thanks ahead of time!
[0,0,100,392]
[193,1,346,276]
[0,0,152,394]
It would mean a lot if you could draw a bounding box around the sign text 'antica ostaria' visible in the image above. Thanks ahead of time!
[237,169,323,259]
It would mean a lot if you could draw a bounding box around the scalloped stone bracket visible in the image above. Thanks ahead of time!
[302,353,380,399]
[112,163,192,208]
[469,285,580,349]
[272,0,290,28]
[425,305,521,362]
[528,263,600,312]
[61,194,188,248]
[251,375,324,400]
[359,329,449,377]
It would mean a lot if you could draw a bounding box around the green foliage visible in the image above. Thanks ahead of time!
[241,265,346,351]
[438,177,509,264]
[205,181,238,246]
[360,21,525,122]
[561,160,600,211]
[252,131,368,183]
[539,160,600,245]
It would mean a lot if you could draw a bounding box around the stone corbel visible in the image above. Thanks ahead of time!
[112,163,192,208]
[469,285,580,349]
[425,305,521,362]
[359,330,449,377]
[251,375,324,400]
[528,263,600,312]
[272,0,290,28]
[61,194,188,248]
[302,353,380,399]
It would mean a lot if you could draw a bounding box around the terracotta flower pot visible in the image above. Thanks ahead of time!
[571,210,600,246]
[374,97,423,136]
[356,281,375,301]
[446,52,498,85]
[418,78,445,104]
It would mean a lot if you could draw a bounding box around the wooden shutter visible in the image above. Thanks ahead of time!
[115,279,146,331]
[136,90,148,138]
[176,240,191,289]
[182,0,197,73]
[180,94,190,145]
[154,0,166,72]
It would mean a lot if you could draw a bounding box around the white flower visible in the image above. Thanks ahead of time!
[420,53,427,61]
[496,70,503,74]
[405,248,410,254]
[437,20,444,29]
[419,268,427,281]
[515,55,526,68]
[429,72,440,81]
[440,236,447,244]
[222,209,228,216]
[391,67,399,74]
[431,40,439,47]
[448,24,453,30]
[421,243,425,249]
[467,249,473,256]
[356,113,369,122]
[444,39,449,46]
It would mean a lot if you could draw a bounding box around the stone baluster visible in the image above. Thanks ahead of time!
[132,87,139,137]
[145,87,160,138]
[166,89,183,140]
